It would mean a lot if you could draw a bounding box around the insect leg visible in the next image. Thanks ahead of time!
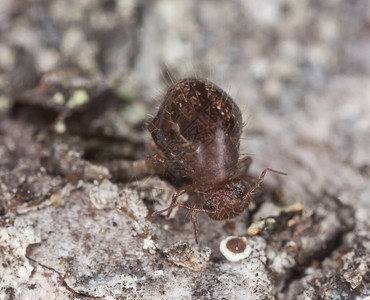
[190,212,199,244]
[242,168,287,201]
[165,187,187,218]
[237,157,253,172]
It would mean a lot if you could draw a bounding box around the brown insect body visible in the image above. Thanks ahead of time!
[148,78,242,185]
[149,78,286,242]
[200,179,252,221]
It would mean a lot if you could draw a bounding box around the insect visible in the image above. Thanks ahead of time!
[148,77,286,243]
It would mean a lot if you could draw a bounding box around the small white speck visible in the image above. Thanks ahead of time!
[54,121,66,134]
[53,92,65,105]
[143,238,156,254]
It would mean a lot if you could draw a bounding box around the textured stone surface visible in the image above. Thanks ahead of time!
[1,0,369,299]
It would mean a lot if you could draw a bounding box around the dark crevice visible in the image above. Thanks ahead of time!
[280,194,356,295]
[280,229,346,294]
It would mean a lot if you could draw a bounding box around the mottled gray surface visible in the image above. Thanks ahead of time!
[0,0,369,299]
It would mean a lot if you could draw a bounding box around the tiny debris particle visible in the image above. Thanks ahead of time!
[143,238,157,254]
[287,219,296,227]
[248,220,265,236]
[220,236,252,262]
[0,95,10,111]
[59,258,68,265]
[53,92,65,105]
[343,261,368,289]
[265,218,276,225]
[54,120,66,134]
[50,193,62,207]
[67,89,90,109]
[284,203,304,213]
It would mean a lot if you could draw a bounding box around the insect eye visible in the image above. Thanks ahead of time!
[233,187,243,198]
[205,199,215,210]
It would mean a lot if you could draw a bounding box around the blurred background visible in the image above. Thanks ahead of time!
[1,0,368,207]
